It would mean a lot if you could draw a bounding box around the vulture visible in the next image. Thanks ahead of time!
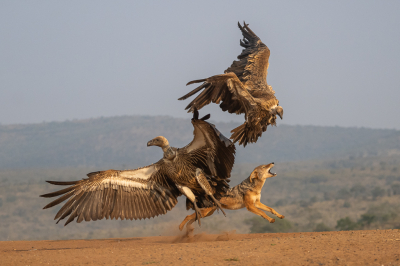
[179,22,283,147]
[40,110,236,226]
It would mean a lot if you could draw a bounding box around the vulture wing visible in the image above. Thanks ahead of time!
[40,163,180,226]
[179,72,257,115]
[178,22,272,114]
[225,21,271,90]
[183,110,236,181]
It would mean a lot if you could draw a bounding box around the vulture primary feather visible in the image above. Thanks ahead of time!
[179,22,283,147]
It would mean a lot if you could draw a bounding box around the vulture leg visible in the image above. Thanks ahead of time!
[193,199,202,227]
[176,184,203,226]
[195,169,227,217]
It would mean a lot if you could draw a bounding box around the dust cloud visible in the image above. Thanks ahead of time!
[172,224,237,243]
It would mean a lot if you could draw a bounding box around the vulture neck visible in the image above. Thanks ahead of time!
[160,141,176,160]
[161,144,171,153]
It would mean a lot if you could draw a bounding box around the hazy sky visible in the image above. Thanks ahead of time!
[1,1,399,129]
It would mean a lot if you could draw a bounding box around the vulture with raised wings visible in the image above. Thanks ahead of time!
[179,22,283,147]
[41,110,235,226]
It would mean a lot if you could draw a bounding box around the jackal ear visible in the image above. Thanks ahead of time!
[249,171,258,183]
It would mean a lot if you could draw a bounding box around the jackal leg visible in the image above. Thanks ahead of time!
[255,201,285,219]
[176,184,203,226]
[179,214,196,231]
[195,169,226,216]
[179,207,217,231]
[244,194,275,223]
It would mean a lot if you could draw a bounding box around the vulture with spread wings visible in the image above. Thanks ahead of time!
[41,110,235,226]
[179,22,283,147]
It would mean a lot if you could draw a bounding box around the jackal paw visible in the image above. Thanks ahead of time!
[269,218,275,223]
[278,215,285,219]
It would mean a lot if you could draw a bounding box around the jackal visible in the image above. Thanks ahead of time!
[179,163,284,231]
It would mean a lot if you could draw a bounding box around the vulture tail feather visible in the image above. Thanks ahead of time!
[230,122,261,147]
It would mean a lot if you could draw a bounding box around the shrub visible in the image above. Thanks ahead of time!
[309,196,318,204]
[336,202,400,231]
[336,217,358,231]
[371,186,385,200]
[362,202,398,224]
[314,223,332,232]
[274,199,288,207]
[323,191,334,201]
[336,188,351,200]
[343,201,351,208]
[298,200,311,208]
[6,195,16,203]
[248,217,293,233]
[391,184,400,195]
[358,213,375,227]
[308,176,328,184]
[350,184,366,198]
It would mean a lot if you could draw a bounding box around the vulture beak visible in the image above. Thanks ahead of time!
[147,140,154,147]
[276,107,283,119]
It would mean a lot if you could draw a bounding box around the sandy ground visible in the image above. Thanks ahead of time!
[1,229,399,266]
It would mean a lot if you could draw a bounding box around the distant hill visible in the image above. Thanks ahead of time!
[0,115,399,169]
[1,116,400,241]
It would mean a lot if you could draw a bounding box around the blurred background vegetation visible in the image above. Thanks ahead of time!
[0,115,400,240]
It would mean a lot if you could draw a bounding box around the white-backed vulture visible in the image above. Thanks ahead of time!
[179,22,283,147]
[41,110,236,226]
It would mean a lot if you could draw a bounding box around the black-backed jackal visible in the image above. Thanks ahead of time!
[179,163,285,231]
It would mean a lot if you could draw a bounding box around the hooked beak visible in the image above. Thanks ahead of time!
[147,140,154,147]
[276,107,283,120]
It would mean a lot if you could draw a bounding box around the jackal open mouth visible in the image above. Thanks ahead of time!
[268,166,276,176]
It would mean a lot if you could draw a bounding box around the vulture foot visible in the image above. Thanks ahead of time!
[193,201,203,227]
[210,195,226,217]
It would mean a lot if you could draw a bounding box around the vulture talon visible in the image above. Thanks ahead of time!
[210,195,226,217]
[194,203,202,227]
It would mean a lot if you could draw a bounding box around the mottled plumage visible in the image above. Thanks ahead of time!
[179,22,283,147]
[41,111,236,226]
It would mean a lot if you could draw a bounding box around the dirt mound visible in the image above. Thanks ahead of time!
[1,230,399,265]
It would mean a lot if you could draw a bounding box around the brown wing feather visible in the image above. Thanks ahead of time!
[179,72,257,115]
[225,22,270,89]
[40,164,180,226]
[183,117,236,183]
[178,116,236,209]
